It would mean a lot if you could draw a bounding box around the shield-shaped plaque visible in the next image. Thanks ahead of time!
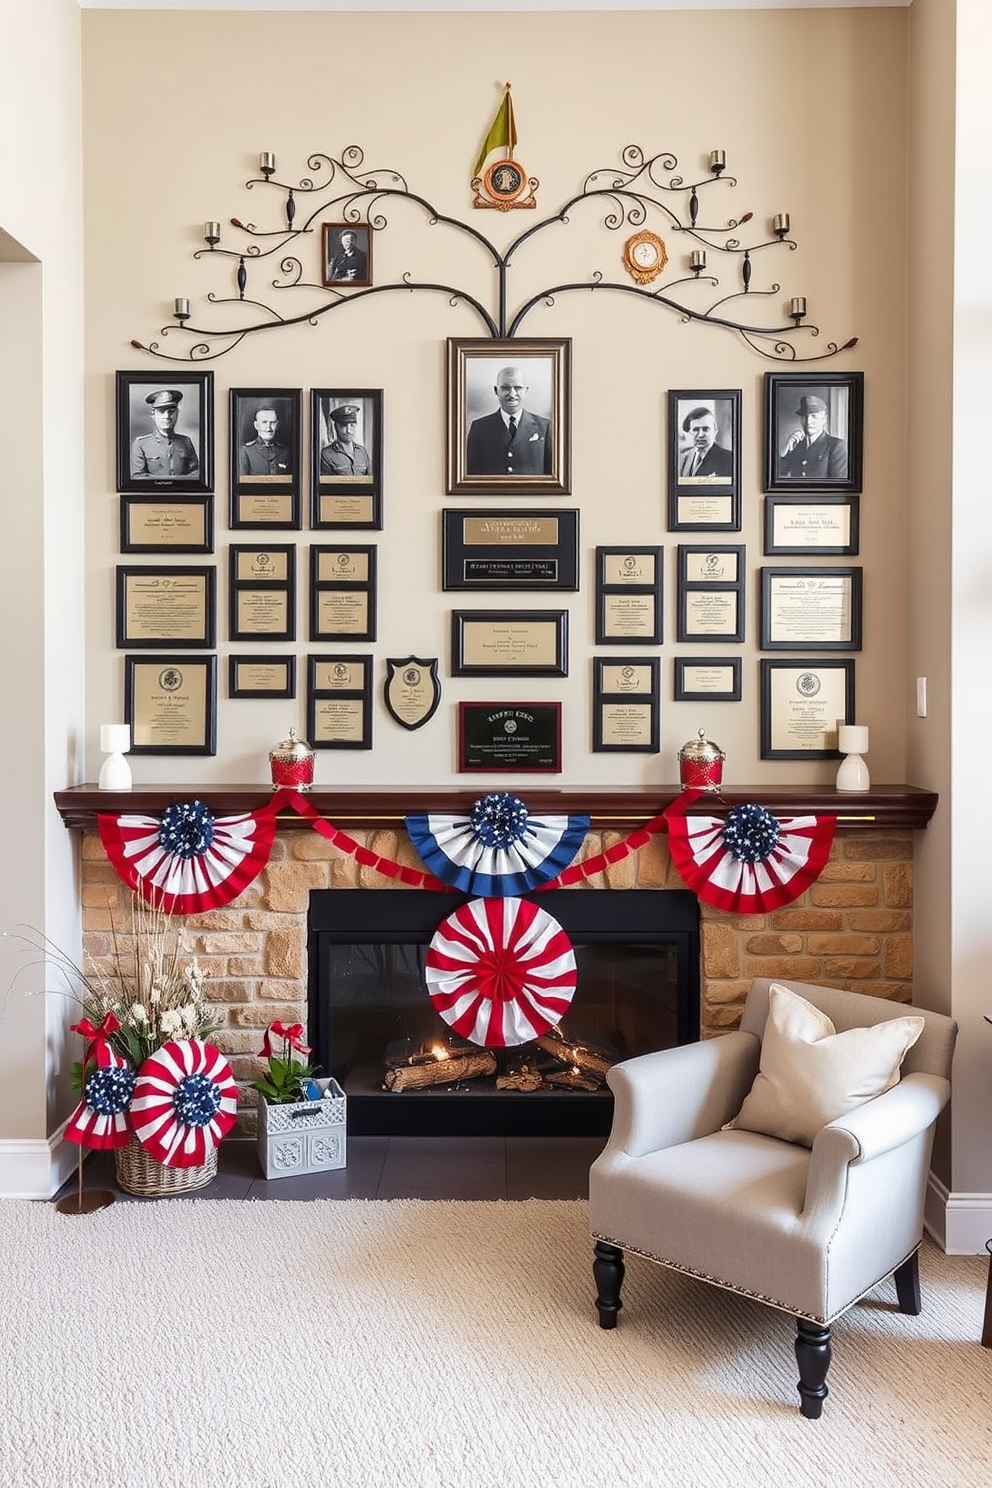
[384,656,441,731]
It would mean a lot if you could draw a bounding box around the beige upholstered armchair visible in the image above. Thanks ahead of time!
[589,977,957,1418]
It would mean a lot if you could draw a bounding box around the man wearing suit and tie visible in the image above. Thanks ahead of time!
[466,365,553,477]
[678,405,734,481]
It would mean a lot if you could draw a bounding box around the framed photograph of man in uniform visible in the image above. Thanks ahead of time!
[668,389,741,531]
[116,370,213,494]
[229,388,302,530]
[446,337,571,496]
[310,389,383,530]
[764,372,864,493]
[321,223,373,289]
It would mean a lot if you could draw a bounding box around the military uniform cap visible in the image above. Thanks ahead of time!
[795,394,827,416]
[330,404,360,424]
[146,389,184,409]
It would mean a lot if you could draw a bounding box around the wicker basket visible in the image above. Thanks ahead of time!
[114,1139,218,1197]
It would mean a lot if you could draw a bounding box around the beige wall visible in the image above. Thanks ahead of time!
[82,7,907,789]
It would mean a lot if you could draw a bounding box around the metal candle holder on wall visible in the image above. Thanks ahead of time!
[132,142,858,363]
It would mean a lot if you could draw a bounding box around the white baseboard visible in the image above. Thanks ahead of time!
[926,1172,992,1255]
[0,1121,76,1199]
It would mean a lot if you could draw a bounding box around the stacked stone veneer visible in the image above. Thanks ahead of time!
[79,825,913,1135]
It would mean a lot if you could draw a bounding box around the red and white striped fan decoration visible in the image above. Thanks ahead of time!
[129,1039,238,1168]
[425,897,577,1048]
[65,1041,135,1151]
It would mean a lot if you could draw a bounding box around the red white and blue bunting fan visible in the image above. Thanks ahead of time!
[406,792,590,897]
[64,1015,135,1151]
[99,798,279,914]
[128,1038,238,1167]
[425,896,578,1047]
[664,795,836,914]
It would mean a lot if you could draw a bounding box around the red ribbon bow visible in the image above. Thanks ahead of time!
[70,1011,121,1045]
[258,1020,311,1059]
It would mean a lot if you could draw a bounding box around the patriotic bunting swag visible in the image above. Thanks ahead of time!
[128,1039,238,1168]
[425,897,578,1047]
[65,1014,135,1151]
[406,792,590,896]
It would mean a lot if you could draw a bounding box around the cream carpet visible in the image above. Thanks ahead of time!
[2,1199,990,1488]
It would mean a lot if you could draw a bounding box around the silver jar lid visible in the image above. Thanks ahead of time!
[678,728,725,763]
[269,726,313,763]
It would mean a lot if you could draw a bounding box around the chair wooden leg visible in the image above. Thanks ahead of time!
[795,1318,831,1419]
[893,1250,922,1315]
[593,1241,624,1329]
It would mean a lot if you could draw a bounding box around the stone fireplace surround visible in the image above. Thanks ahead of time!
[56,784,936,1137]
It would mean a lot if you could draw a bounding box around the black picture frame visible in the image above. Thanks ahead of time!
[321,223,372,289]
[760,566,863,651]
[595,546,663,646]
[307,653,373,750]
[310,389,383,530]
[115,565,216,650]
[667,389,742,532]
[450,609,568,678]
[763,494,860,556]
[116,370,213,494]
[228,388,302,530]
[674,656,743,702]
[228,544,296,643]
[764,372,864,493]
[446,337,571,496]
[228,654,296,699]
[592,657,660,753]
[760,658,855,760]
[457,701,563,774]
[124,653,217,756]
[120,494,213,554]
[676,544,746,645]
[309,545,377,643]
[442,508,579,591]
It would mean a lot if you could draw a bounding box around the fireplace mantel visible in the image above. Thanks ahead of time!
[54,782,938,832]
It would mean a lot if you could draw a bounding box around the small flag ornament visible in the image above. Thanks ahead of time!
[473,85,518,180]
[471,84,536,212]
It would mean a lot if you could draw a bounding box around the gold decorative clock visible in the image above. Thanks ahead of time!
[622,230,668,285]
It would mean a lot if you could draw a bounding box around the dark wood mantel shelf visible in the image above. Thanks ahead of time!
[54,783,938,833]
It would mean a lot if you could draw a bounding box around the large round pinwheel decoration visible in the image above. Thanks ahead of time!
[425,896,578,1047]
[128,1039,238,1168]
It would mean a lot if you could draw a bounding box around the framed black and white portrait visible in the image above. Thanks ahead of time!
[764,372,864,493]
[321,223,372,289]
[310,389,382,530]
[446,337,571,496]
[668,389,741,531]
[229,388,302,530]
[116,370,213,493]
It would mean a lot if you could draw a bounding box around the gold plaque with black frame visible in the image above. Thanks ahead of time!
[228,655,296,700]
[228,388,302,530]
[115,565,216,649]
[458,701,562,774]
[307,653,373,750]
[450,609,568,678]
[673,656,743,702]
[592,657,660,753]
[120,494,213,555]
[383,657,441,731]
[228,544,296,643]
[676,544,745,645]
[310,389,383,530]
[309,545,377,643]
[760,566,862,651]
[595,546,662,646]
[125,653,217,756]
[760,658,855,760]
[763,494,860,556]
[442,508,579,591]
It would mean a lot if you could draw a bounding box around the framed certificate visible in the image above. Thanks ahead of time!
[442,509,579,591]
[116,370,213,495]
[115,565,216,649]
[450,609,568,677]
[124,654,217,755]
[592,657,660,753]
[667,389,742,532]
[229,655,296,699]
[760,567,862,650]
[307,653,373,749]
[595,546,662,645]
[120,494,213,554]
[309,545,377,643]
[457,701,562,773]
[676,545,745,644]
[228,545,296,642]
[760,658,855,760]
[764,371,864,493]
[229,388,302,530]
[674,656,742,702]
[310,389,382,530]
[446,337,571,496]
[763,495,859,556]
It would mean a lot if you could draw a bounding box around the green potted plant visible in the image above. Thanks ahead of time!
[252,1020,346,1179]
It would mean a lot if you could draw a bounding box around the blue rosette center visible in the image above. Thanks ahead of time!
[722,803,781,864]
[158,800,216,859]
[470,792,530,851]
[84,1065,136,1116]
[173,1072,222,1128]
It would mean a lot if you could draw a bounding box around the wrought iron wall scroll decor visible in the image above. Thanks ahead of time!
[132,144,858,364]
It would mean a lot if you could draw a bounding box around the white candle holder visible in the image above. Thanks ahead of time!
[836,724,870,792]
[98,723,132,791]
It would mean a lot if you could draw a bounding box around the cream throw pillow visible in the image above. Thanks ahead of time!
[727,984,925,1146]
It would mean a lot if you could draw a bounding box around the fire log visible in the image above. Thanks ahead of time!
[543,1068,600,1092]
[384,1049,497,1092]
[535,1029,613,1082]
